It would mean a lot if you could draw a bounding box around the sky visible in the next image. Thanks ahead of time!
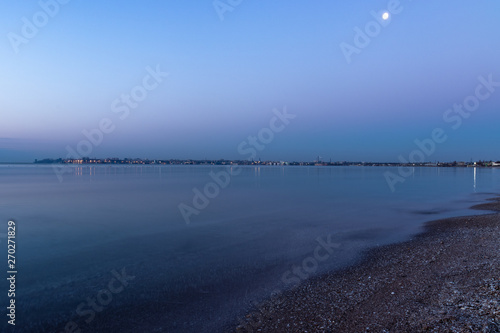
[1,0,500,163]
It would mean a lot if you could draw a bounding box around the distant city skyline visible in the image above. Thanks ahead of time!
[31,156,500,166]
[2,1,500,163]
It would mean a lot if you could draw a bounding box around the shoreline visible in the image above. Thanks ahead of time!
[236,198,500,332]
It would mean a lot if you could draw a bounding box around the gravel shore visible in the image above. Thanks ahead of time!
[236,198,500,333]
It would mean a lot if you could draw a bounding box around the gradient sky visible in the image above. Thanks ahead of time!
[1,1,500,162]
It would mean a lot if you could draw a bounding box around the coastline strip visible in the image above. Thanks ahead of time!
[236,198,500,332]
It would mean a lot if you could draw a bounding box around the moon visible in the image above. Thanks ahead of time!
[382,12,390,20]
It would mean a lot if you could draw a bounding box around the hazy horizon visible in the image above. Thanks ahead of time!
[3,155,500,164]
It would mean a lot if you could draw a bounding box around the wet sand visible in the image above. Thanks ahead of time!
[236,198,500,332]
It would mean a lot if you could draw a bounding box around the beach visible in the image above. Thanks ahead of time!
[236,198,500,332]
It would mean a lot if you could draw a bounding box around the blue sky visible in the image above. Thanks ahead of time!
[1,0,500,162]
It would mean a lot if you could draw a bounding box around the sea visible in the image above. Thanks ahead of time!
[0,164,499,332]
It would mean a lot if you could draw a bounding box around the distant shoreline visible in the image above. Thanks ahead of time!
[236,198,500,332]
[4,159,500,168]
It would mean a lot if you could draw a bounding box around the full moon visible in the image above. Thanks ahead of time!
[382,12,390,20]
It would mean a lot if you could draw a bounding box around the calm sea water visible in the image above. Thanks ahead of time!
[0,165,499,332]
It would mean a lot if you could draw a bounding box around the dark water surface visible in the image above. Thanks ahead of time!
[0,165,499,332]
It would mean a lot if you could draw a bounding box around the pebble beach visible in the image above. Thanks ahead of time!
[237,198,500,332]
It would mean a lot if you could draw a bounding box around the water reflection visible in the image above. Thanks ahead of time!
[474,167,477,192]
